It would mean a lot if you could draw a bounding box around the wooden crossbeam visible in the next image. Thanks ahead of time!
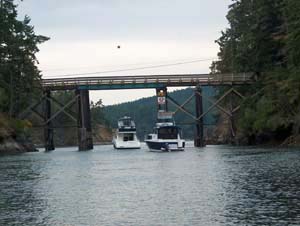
[231,88,245,99]
[46,96,77,122]
[195,88,234,120]
[31,108,44,120]
[167,87,240,123]
[232,105,241,114]
[167,95,197,120]
[173,93,195,114]
[50,96,77,115]
[249,87,264,99]
[18,93,78,124]
[198,92,233,117]
[230,87,265,114]
[18,95,47,119]
[43,94,79,125]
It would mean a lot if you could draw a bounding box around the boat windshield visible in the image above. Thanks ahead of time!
[157,118,173,124]
[118,118,135,128]
[158,127,178,139]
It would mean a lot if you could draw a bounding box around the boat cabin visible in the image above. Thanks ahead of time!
[157,126,181,139]
[117,116,136,132]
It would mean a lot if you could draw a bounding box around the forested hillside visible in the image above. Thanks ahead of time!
[211,0,300,144]
[102,88,216,140]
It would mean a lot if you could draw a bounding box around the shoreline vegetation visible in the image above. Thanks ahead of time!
[0,114,38,154]
[0,0,48,154]
[211,0,300,145]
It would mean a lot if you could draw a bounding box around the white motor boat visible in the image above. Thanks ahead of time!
[145,112,185,152]
[112,116,141,149]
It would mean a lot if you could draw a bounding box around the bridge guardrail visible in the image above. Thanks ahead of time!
[41,73,254,90]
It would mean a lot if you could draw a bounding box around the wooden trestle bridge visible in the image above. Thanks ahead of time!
[20,73,254,151]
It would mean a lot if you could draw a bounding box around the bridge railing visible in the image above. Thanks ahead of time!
[41,73,254,90]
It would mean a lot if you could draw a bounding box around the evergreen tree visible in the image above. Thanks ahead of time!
[0,0,49,116]
[212,0,300,142]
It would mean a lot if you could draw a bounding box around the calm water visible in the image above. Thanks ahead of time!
[0,143,300,226]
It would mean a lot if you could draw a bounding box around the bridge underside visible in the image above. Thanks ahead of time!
[45,81,252,91]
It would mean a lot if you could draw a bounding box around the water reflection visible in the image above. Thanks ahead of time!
[0,145,300,225]
[217,147,300,225]
[0,154,48,225]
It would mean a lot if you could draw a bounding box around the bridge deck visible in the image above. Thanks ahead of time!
[42,73,254,90]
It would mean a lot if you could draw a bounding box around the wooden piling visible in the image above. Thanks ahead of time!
[44,90,55,151]
[76,89,93,151]
[229,89,236,143]
[194,86,205,147]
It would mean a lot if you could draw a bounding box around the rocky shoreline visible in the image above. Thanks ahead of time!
[0,115,38,154]
[0,138,38,154]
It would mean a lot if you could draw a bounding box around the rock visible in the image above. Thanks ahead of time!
[0,128,38,154]
[0,137,38,154]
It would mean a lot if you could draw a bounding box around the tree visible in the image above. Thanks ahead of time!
[212,0,285,75]
[212,0,300,143]
[0,0,49,116]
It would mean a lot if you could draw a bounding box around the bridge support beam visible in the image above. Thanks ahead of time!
[194,86,205,147]
[229,90,236,143]
[44,90,55,151]
[76,90,93,151]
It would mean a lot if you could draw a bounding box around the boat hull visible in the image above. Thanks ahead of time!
[145,140,185,152]
[113,140,141,149]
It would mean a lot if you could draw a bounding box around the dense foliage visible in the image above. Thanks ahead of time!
[211,0,300,142]
[0,0,48,116]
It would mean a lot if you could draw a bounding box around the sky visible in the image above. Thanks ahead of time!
[17,0,231,105]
